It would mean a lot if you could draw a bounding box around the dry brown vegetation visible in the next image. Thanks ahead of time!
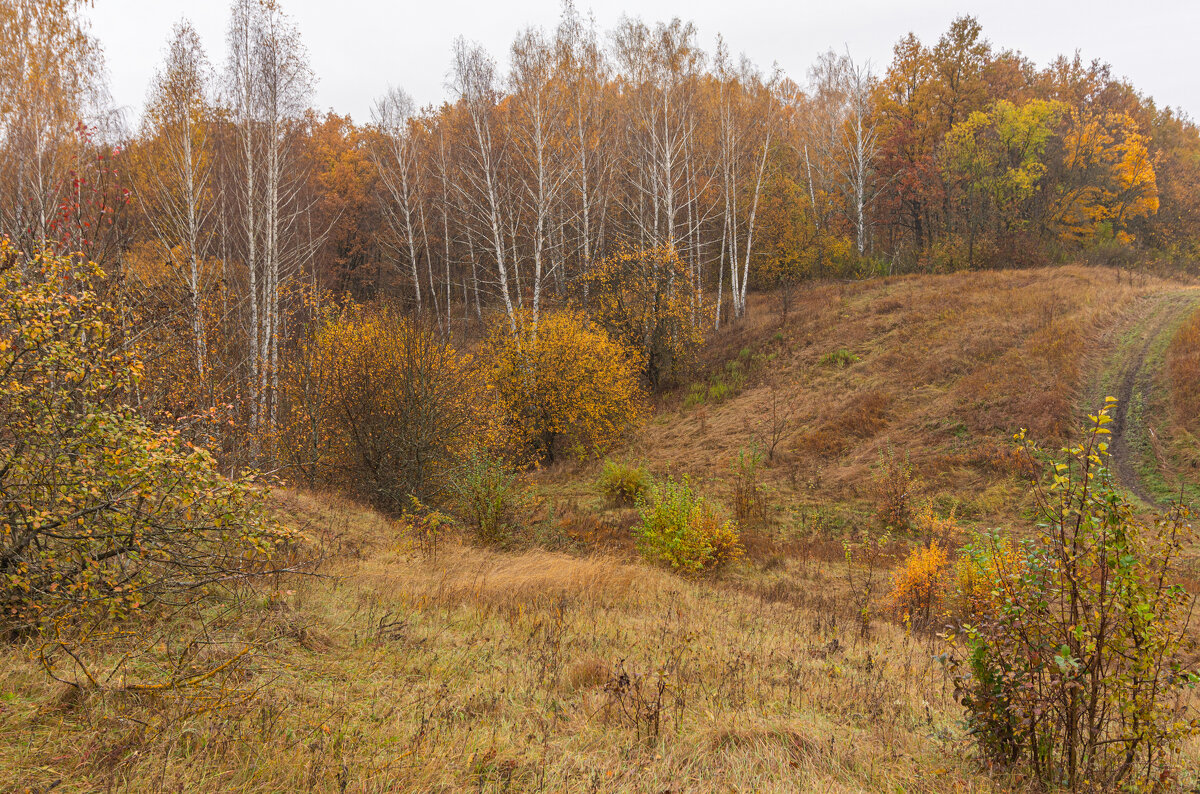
[0,491,1051,793]
[640,266,1186,525]
[4,486,1194,792]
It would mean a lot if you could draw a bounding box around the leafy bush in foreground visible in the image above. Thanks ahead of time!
[0,243,286,655]
[946,400,1200,790]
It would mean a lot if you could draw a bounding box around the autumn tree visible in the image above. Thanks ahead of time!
[940,99,1063,265]
[807,49,881,256]
[281,303,483,511]
[509,26,566,325]
[0,0,109,257]
[714,41,777,323]
[131,21,217,381]
[304,112,382,299]
[555,2,613,289]
[224,0,316,440]
[485,308,643,462]
[580,244,705,390]
[370,88,430,310]
[451,37,517,328]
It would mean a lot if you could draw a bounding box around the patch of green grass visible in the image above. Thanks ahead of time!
[683,359,750,408]
[819,348,859,369]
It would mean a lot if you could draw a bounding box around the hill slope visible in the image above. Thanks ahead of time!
[627,266,1198,529]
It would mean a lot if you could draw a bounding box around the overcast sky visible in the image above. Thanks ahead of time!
[87,0,1199,127]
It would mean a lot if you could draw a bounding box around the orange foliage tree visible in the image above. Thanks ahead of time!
[280,303,483,511]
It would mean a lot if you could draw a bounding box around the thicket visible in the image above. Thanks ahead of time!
[486,309,644,463]
[873,446,919,533]
[449,449,534,546]
[281,303,484,512]
[598,460,652,506]
[580,246,706,391]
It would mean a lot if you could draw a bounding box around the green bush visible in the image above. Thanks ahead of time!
[706,381,730,403]
[633,477,741,574]
[599,460,652,506]
[722,359,747,391]
[450,449,532,545]
[946,402,1200,789]
[682,382,708,409]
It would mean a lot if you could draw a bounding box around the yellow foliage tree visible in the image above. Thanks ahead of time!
[1054,109,1159,245]
[579,244,706,390]
[486,309,644,463]
[889,542,949,625]
[280,303,484,511]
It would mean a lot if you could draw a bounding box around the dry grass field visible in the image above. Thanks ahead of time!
[0,492,1045,793]
[4,267,1200,793]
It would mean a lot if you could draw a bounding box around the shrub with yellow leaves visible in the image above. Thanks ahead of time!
[486,309,644,463]
[0,241,287,677]
[280,302,485,512]
[889,542,949,626]
[912,498,958,545]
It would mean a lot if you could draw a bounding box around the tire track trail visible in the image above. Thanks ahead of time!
[1102,292,1198,507]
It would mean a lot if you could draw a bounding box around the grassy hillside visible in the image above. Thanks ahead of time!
[625,266,1197,531]
[4,267,1200,792]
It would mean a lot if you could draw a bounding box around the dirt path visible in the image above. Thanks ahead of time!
[1102,291,1198,507]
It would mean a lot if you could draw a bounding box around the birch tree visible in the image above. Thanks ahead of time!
[450,38,516,329]
[135,21,215,379]
[807,50,881,255]
[370,87,427,313]
[509,27,566,326]
[225,0,314,435]
[555,3,611,287]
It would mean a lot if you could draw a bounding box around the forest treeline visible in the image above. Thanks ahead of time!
[2,0,1200,455]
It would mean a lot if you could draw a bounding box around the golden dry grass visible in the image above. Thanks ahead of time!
[0,492,1057,793]
[2,488,1195,792]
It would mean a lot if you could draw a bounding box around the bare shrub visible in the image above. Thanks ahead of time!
[872,445,919,532]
